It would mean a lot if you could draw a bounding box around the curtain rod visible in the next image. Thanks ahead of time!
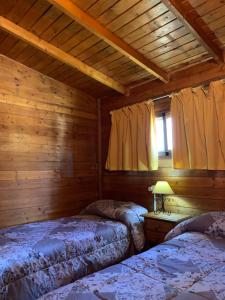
[110,78,225,113]
[151,79,221,102]
[152,94,170,101]
[151,81,213,102]
[152,78,225,102]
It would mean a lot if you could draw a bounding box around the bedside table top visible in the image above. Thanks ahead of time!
[142,212,191,223]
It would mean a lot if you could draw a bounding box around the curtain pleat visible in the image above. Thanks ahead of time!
[206,81,225,169]
[171,81,225,170]
[105,101,158,171]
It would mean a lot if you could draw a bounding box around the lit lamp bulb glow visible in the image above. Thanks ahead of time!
[152,181,174,214]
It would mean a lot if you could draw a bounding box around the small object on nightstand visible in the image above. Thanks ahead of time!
[142,212,191,247]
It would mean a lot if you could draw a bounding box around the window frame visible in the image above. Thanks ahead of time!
[156,112,172,158]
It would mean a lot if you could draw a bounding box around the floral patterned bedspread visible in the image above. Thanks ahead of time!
[82,200,148,251]
[39,211,225,300]
[0,215,130,300]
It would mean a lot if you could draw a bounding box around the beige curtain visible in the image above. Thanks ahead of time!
[171,81,225,170]
[105,101,158,171]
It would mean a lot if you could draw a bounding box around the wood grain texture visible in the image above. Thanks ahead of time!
[47,0,169,82]
[188,0,225,48]
[1,0,223,97]
[161,0,224,62]
[101,95,225,216]
[102,59,225,107]
[0,54,98,228]
[144,218,176,244]
[0,17,126,94]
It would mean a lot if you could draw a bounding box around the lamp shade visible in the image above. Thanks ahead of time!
[152,181,174,195]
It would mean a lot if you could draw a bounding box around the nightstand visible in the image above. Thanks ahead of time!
[142,212,191,246]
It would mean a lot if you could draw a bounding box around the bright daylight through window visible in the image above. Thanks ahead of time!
[156,113,172,157]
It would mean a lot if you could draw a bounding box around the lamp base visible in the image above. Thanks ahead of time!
[153,194,171,215]
[154,209,171,216]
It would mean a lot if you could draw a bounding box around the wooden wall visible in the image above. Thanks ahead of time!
[101,97,225,216]
[0,55,98,228]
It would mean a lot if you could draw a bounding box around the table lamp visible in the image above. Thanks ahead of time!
[152,181,174,214]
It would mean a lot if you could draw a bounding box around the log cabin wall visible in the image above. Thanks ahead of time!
[0,54,98,228]
[101,93,225,217]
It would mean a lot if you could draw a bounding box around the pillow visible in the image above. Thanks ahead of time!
[165,211,225,241]
[81,200,148,251]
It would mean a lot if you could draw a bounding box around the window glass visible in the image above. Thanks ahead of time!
[156,113,173,156]
[166,116,172,151]
[156,116,165,152]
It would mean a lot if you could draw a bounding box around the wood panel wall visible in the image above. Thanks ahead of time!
[0,54,98,228]
[101,97,225,216]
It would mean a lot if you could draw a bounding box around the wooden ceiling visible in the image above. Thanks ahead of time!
[0,0,224,98]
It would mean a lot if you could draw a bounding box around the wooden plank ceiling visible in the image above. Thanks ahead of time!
[0,0,224,97]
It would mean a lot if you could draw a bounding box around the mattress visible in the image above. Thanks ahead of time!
[0,215,130,300]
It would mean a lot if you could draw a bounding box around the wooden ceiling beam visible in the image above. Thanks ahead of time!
[47,0,169,83]
[0,16,127,95]
[102,59,225,109]
[161,0,224,63]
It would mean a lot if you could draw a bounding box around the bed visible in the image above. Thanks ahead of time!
[0,200,147,300]
[39,211,225,300]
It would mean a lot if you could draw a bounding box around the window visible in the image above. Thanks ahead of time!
[156,113,172,157]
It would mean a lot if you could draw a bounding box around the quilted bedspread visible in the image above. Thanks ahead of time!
[39,211,225,300]
[0,215,130,300]
[82,200,148,251]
